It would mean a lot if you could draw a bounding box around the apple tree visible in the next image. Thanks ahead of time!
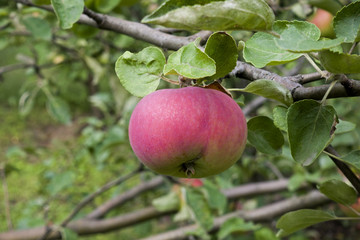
[1,0,360,239]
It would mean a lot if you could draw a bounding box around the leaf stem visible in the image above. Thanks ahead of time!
[320,80,338,105]
[160,76,179,85]
[227,88,244,92]
[348,42,358,55]
[347,206,360,217]
[304,54,326,78]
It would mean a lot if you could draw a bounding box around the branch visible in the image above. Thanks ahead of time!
[230,61,360,101]
[230,61,302,90]
[0,178,294,240]
[62,164,144,226]
[36,164,144,240]
[86,176,165,219]
[139,190,329,240]
[222,178,289,199]
[242,96,267,116]
[14,0,211,50]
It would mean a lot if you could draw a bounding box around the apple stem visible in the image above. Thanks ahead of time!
[182,162,196,177]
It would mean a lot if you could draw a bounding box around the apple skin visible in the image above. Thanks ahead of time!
[179,178,203,187]
[339,198,360,217]
[308,9,335,38]
[129,87,247,178]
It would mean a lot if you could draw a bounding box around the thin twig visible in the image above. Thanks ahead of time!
[87,176,165,219]
[62,164,144,226]
[37,164,144,240]
[242,96,267,116]
[295,72,324,84]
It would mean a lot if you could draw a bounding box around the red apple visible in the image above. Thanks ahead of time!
[339,197,360,217]
[308,9,335,38]
[179,178,204,187]
[129,87,247,178]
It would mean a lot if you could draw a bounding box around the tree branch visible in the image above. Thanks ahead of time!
[14,0,211,50]
[36,164,144,240]
[230,61,360,101]
[0,178,295,240]
[139,190,329,240]
[86,176,165,219]
[14,0,360,102]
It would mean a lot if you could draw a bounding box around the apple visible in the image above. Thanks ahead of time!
[339,197,360,217]
[179,178,204,187]
[308,9,335,38]
[129,86,247,178]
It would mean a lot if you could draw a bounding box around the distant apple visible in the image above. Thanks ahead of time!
[308,9,334,38]
[129,87,247,178]
[339,197,360,217]
[180,178,203,187]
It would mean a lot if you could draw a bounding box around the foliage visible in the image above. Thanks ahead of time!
[1,0,360,240]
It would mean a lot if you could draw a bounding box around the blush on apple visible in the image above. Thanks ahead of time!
[308,9,334,38]
[179,178,204,187]
[129,86,247,178]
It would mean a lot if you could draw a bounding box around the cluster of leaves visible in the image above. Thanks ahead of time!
[1,0,360,239]
[113,0,360,237]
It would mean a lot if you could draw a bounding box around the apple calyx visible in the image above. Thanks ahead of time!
[180,157,200,177]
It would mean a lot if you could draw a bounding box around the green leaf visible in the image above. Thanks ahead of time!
[335,119,356,134]
[287,100,336,165]
[19,89,39,116]
[273,105,288,132]
[84,56,104,85]
[243,21,302,68]
[247,116,284,155]
[152,191,180,212]
[0,33,8,50]
[163,40,216,79]
[240,79,293,106]
[142,0,275,32]
[288,173,307,192]
[204,32,238,80]
[115,47,166,97]
[95,0,121,13]
[308,0,342,16]
[61,228,78,240]
[255,227,279,240]
[203,180,227,214]
[318,50,360,74]
[46,171,75,196]
[51,0,84,29]
[340,150,360,173]
[6,146,27,160]
[333,1,360,43]
[318,179,357,205]
[186,227,211,240]
[186,187,213,230]
[276,209,336,237]
[275,21,343,53]
[218,218,260,239]
[22,17,52,40]
[46,96,72,124]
